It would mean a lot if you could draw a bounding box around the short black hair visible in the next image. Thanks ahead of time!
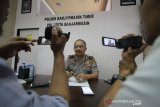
[74,39,86,48]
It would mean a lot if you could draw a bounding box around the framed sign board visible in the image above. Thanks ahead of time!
[120,0,136,6]
[21,0,32,14]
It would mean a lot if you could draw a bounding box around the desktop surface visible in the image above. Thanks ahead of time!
[27,75,111,107]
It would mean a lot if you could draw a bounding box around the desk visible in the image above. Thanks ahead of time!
[29,75,111,107]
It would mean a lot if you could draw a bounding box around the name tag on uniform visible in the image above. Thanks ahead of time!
[84,64,91,67]
[84,61,91,67]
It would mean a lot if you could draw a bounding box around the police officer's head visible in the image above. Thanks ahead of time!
[74,39,87,57]
[0,0,10,36]
[141,0,160,45]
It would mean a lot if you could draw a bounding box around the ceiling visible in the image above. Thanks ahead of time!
[38,0,111,16]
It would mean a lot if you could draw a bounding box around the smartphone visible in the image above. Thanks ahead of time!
[37,36,51,45]
[81,86,94,96]
[102,37,117,47]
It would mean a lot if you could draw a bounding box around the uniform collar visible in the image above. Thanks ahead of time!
[74,54,87,62]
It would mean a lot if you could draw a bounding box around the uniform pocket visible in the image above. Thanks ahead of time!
[83,64,92,74]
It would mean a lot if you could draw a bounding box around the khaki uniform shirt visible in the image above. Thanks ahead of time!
[65,54,98,74]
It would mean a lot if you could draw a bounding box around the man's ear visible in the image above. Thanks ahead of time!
[85,47,87,51]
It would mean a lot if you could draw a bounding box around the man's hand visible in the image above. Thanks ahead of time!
[66,71,74,78]
[119,56,136,77]
[119,34,147,77]
[50,26,68,56]
[75,73,87,81]
[121,34,147,60]
[0,37,35,60]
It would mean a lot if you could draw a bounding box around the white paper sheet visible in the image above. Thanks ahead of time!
[68,76,89,87]
[81,86,94,95]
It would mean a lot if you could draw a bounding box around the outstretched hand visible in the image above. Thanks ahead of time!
[0,37,35,60]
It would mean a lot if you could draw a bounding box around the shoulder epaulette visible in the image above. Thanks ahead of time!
[69,55,76,59]
[85,55,93,60]
[88,56,93,60]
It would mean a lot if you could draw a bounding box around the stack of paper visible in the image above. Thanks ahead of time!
[68,76,89,87]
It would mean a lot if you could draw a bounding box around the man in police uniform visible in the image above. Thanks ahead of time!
[65,39,99,81]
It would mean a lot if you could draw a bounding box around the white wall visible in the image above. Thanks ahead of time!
[14,0,143,79]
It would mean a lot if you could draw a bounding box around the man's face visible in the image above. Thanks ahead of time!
[74,41,86,57]
[0,0,9,36]
[141,0,160,45]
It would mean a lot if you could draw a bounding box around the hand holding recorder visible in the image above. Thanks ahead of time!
[102,35,143,49]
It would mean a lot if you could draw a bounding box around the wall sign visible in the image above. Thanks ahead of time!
[120,0,136,6]
[44,14,95,27]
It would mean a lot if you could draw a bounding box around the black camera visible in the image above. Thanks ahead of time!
[38,26,70,45]
[102,36,142,49]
